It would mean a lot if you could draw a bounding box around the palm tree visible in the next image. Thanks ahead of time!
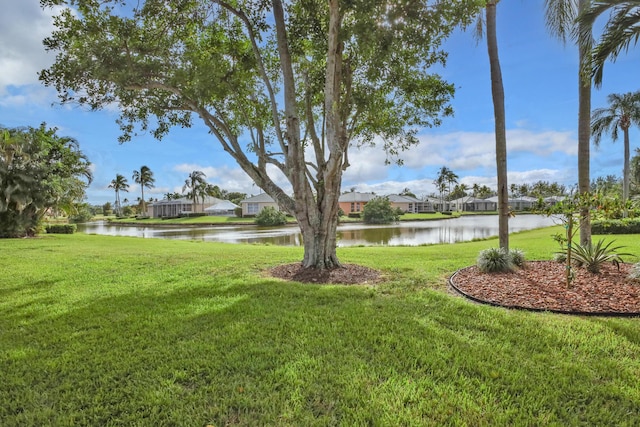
[591,91,640,214]
[182,170,207,213]
[472,1,509,249]
[472,183,481,199]
[108,174,129,216]
[435,166,458,211]
[578,1,640,87]
[132,165,155,215]
[545,0,593,247]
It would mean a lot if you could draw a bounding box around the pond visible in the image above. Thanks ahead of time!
[77,215,557,247]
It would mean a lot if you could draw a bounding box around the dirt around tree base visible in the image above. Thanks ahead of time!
[269,263,381,285]
[451,261,640,315]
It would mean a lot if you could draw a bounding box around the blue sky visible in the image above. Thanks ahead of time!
[1,0,638,205]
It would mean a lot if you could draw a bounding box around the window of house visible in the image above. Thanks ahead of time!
[248,203,259,215]
[350,203,355,212]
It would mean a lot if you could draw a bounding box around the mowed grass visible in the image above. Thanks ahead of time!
[2,228,640,426]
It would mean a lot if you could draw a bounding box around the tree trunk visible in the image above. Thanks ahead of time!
[272,0,345,270]
[577,0,592,247]
[623,127,630,217]
[486,1,509,250]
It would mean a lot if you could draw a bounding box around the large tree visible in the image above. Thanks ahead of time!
[578,0,640,86]
[0,124,92,237]
[40,0,480,269]
[591,90,640,213]
[545,0,593,247]
[132,165,155,215]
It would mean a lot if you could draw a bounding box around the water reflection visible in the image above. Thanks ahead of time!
[77,215,556,247]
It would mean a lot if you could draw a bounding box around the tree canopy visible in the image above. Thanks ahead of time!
[0,124,92,237]
[40,0,481,268]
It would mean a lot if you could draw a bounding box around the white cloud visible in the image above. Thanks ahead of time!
[0,2,65,95]
[398,129,577,171]
[340,128,578,188]
[172,163,291,195]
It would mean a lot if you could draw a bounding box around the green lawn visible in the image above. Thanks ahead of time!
[2,228,640,425]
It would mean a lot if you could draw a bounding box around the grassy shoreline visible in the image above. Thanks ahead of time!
[2,228,640,425]
[103,211,465,226]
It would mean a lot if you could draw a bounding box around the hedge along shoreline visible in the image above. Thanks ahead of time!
[45,224,77,234]
[592,218,640,234]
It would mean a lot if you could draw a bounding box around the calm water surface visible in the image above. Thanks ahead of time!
[78,215,556,247]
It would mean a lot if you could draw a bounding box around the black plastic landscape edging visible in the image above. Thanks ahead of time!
[449,266,640,318]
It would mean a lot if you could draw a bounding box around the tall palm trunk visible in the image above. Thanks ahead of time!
[577,0,592,247]
[623,123,630,210]
[486,0,509,250]
[115,189,121,216]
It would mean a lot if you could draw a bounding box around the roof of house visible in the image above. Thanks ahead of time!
[150,196,228,206]
[150,197,192,206]
[385,194,419,203]
[204,200,240,211]
[240,193,276,203]
[338,192,376,203]
[450,196,490,204]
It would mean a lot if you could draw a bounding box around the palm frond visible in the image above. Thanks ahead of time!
[545,0,580,43]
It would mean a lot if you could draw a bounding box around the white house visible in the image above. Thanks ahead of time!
[450,196,497,212]
[240,193,280,217]
[387,194,435,213]
[150,196,238,218]
[485,196,538,211]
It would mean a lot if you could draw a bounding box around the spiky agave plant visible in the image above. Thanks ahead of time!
[570,239,633,273]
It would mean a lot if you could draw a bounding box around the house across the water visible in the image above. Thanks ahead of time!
[149,196,239,218]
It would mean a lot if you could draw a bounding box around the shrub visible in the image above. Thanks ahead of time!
[509,248,526,268]
[45,224,77,234]
[255,206,287,226]
[570,239,633,273]
[362,196,399,224]
[69,204,93,223]
[234,207,243,218]
[592,218,640,234]
[102,202,113,216]
[477,248,514,273]
[347,212,361,219]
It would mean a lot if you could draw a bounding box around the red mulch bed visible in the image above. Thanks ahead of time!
[450,261,640,315]
[269,263,381,285]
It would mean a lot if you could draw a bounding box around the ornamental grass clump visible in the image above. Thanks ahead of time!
[509,248,526,268]
[477,248,514,273]
[627,262,640,282]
